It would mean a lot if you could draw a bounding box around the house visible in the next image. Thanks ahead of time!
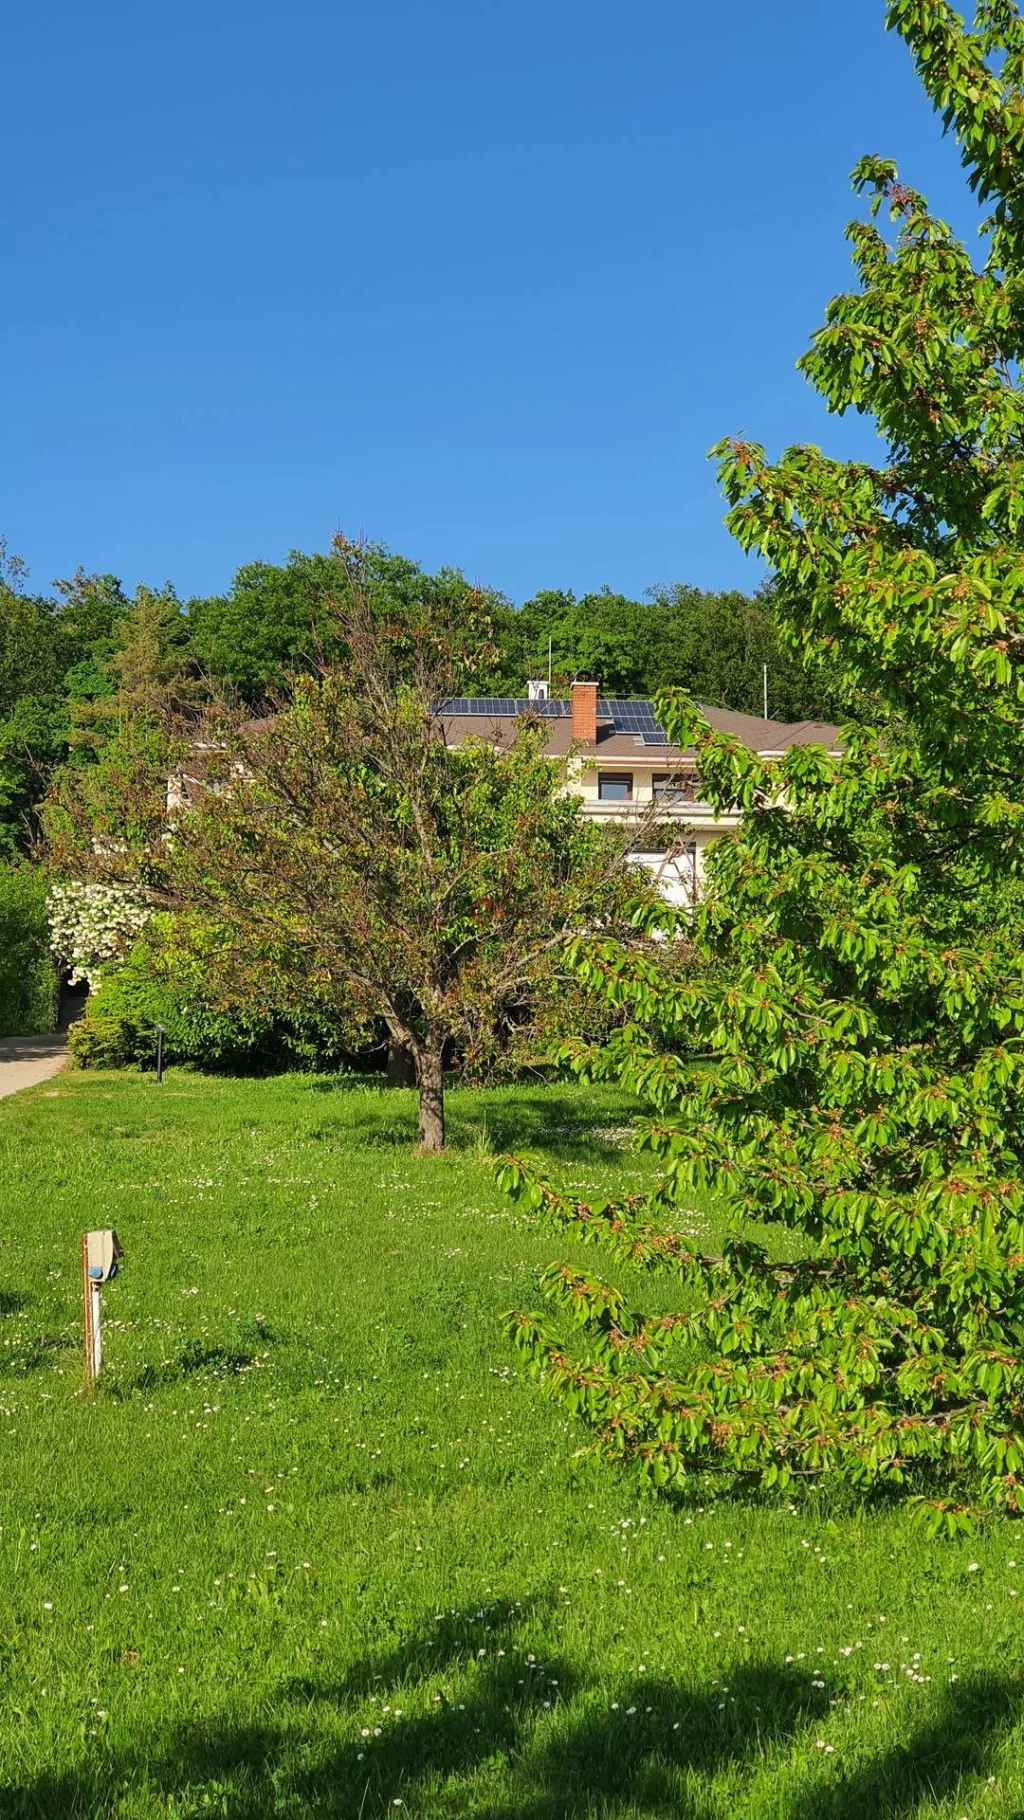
[441,680,840,907]
[169,680,840,911]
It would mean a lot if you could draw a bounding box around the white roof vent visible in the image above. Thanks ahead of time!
[527,679,549,700]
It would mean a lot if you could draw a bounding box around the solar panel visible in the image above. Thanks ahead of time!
[440,696,573,718]
[604,700,660,733]
[442,696,681,729]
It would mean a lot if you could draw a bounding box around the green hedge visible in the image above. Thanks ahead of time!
[68,938,351,1073]
[0,866,57,1037]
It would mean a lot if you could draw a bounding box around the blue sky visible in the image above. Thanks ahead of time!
[4,1,977,606]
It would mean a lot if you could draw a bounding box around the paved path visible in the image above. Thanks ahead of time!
[0,1035,69,1100]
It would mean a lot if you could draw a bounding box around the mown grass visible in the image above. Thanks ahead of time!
[1,1068,1023,1818]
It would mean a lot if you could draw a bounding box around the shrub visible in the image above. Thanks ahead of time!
[67,948,174,1068]
[68,933,354,1073]
[0,866,57,1037]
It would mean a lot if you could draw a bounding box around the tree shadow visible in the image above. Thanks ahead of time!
[305,1086,636,1163]
[786,1671,1021,1820]
[447,1089,637,1163]
[0,1600,811,1818]
[0,1332,75,1380]
[0,1290,29,1316]
[118,1340,263,1395]
[346,1119,421,1148]
[304,1072,388,1096]
[5,1602,1018,1819]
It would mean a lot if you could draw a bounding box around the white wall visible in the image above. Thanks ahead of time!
[630,840,717,908]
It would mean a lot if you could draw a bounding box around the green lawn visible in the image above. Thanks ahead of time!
[0,1070,1022,1819]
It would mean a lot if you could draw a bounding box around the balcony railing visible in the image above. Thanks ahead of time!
[582,797,724,821]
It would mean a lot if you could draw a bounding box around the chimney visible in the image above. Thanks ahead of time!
[571,680,598,745]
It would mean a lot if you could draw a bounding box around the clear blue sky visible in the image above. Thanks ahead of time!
[4,0,976,607]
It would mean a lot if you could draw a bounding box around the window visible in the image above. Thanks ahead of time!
[598,772,633,802]
[653,771,697,804]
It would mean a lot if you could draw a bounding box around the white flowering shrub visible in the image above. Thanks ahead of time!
[47,882,153,987]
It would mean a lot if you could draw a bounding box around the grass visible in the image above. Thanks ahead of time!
[0,1068,1023,1818]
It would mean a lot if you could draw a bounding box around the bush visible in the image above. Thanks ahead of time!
[0,866,57,1037]
[67,951,175,1069]
[68,936,354,1073]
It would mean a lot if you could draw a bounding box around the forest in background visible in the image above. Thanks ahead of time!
[0,536,840,860]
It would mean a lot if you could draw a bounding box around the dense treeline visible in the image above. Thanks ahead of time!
[0,535,841,858]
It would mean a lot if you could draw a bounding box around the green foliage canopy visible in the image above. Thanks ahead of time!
[501,581,841,720]
[0,865,56,1037]
[502,0,1024,1528]
[187,541,514,702]
[0,534,844,861]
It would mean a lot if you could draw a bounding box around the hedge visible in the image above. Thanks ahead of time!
[0,866,57,1037]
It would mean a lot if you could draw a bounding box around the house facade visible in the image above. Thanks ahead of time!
[442,681,840,907]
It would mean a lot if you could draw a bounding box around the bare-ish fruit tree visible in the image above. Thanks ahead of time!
[164,543,651,1150]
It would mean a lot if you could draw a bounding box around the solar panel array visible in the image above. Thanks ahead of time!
[441,697,671,740]
[442,697,571,718]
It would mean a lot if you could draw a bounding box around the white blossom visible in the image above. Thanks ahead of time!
[47,881,152,987]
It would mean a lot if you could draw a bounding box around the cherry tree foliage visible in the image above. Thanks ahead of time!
[503,1,1024,1529]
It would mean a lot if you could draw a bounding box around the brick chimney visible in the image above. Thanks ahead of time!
[571,680,598,745]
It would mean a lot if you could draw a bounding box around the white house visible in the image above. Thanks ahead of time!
[442,680,840,906]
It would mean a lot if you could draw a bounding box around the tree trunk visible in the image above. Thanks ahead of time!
[386,1039,416,1088]
[416,1043,445,1153]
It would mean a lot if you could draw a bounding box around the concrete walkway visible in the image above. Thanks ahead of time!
[0,1035,69,1100]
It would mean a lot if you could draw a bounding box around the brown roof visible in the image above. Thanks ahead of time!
[442,703,840,759]
[236,701,842,759]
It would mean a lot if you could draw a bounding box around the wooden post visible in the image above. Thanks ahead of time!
[81,1233,101,1384]
[80,1230,120,1388]
[156,1024,165,1084]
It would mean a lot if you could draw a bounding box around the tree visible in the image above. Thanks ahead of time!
[502,0,1024,1526]
[64,583,195,758]
[505,588,654,697]
[0,864,57,1037]
[49,569,131,675]
[0,546,63,854]
[0,590,57,718]
[188,542,514,702]
[186,550,339,699]
[0,561,154,854]
[157,548,650,1150]
[504,582,844,719]
[44,583,202,885]
[645,580,845,722]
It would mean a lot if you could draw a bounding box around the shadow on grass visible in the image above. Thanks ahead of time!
[0,1332,76,1380]
[304,1072,390,1095]
[306,1086,636,1163]
[447,1090,636,1163]
[7,1600,1018,1819]
[786,1671,1022,1820]
[0,1290,29,1316]
[120,1340,263,1394]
